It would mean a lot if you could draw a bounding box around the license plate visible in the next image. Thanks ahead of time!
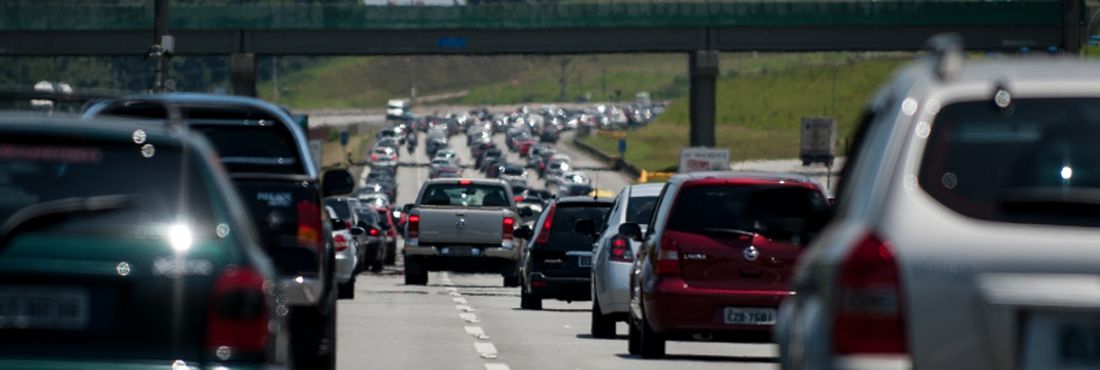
[0,287,89,330]
[577,256,592,267]
[440,247,478,256]
[723,307,776,325]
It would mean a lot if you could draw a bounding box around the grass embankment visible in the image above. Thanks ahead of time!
[321,127,378,170]
[582,56,908,170]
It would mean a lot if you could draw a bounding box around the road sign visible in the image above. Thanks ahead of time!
[679,147,730,173]
[339,130,349,147]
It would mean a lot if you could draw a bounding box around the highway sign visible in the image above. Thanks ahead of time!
[679,147,730,173]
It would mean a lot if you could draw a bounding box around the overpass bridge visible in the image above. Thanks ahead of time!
[0,0,1085,146]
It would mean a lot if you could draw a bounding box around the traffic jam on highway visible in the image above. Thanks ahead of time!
[6,42,1100,370]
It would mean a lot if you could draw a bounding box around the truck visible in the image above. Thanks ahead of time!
[799,116,837,166]
[84,93,356,370]
[402,178,533,286]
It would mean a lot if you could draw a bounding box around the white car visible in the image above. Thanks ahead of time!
[589,183,663,338]
[778,43,1100,369]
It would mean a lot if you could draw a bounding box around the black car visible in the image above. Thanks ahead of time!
[352,206,388,272]
[85,93,355,370]
[516,196,613,310]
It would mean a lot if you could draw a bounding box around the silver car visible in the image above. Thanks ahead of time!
[590,183,663,338]
[778,42,1100,370]
[326,206,362,300]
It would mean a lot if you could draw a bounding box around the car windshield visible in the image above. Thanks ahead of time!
[666,184,828,244]
[919,98,1100,226]
[0,137,216,239]
[420,184,511,207]
[626,196,658,224]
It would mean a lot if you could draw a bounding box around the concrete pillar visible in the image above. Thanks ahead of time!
[1063,0,1082,54]
[231,53,257,97]
[689,50,719,147]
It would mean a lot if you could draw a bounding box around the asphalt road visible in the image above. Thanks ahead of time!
[337,128,780,370]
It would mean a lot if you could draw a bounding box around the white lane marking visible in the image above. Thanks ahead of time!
[464,325,490,340]
[446,287,458,292]
[450,291,462,297]
[456,305,476,312]
[460,313,480,323]
[453,297,468,304]
[474,342,499,359]
[484,364,511,370]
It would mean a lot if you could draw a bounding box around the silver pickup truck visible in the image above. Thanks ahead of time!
[403,178,532,286]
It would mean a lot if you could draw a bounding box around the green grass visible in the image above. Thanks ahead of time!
[582,56,909,170]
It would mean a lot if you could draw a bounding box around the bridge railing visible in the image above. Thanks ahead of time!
[0,0,1063,31]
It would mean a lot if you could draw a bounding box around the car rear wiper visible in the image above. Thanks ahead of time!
[0,195,138,247]
[697,227,756,238]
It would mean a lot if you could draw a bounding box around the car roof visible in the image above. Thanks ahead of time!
[628,182,665,197]
[424,178,507,186]
[555,196,613,205]
[1,113,197,149]
[669,171,820,187]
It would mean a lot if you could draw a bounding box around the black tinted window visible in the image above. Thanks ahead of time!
[544,203,611,249]
[920,99,1100,226]
[667,185,828,244]
[625,196,658,224]
[420,184,510,207]
[325,199,352,220]
[192,125,302,174]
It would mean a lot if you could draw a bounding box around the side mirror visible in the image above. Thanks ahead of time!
[514,225,533,240]
[350,227,366,236]
[403,203,415,213]
[322,169,355,196]
[618,222,642,241]
[573,219,597,236]
[330,219,348,231]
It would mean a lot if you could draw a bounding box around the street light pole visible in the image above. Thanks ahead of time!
[150,0,172,92]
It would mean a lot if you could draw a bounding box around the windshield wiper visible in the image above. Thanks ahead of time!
[0,195,138,247]
[697,227,756,238]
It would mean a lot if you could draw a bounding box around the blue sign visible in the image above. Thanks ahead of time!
[437,37,467,49]
[618,138,627,155]
[339,130,349,147]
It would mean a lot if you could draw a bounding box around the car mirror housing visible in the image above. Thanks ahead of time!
[618,222,642,241]
[514,225,533,240]
[322,169,355,196]
[350,227,366,236]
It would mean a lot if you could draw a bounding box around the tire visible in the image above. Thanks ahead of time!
[501,262,520,287]
[404,256,428,285]
[591,297,617,339]
[370,256,384,273]
[638,311,666,359]
[385,242,397,266]
[338,278,356,300]
[520,286,542,310]
[290,300,337,370]
[627,318,641,355]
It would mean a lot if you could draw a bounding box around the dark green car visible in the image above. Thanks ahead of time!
[0,116,289,369]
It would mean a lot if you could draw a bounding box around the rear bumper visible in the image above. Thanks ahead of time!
[334,250,356,283]
[404,244,518,273]
[643,277,793,337]
[0,359,287,370]
[279,275,325,306]
[528,273,590,301]
[595,260,633,314]
[833,355,912,370]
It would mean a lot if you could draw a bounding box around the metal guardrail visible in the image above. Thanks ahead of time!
[0,1,1064,31]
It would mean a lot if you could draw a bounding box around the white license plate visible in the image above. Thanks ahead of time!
[0,287,89,330]
[578,256,592,267]
[440,247,479,256]
[723,307,776,325]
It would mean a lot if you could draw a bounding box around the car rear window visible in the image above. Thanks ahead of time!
[420,184,511,207]
[191,125,302,174]
[919,98,1100,226]
[666,184,828,244]
[325,199,352,220]
[544,203,611,249]
[375,210,393,227]
[0,137,217,238]
[355,208,380,224]
[625,196,658,224]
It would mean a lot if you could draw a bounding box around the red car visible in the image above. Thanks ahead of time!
[621,172,830,358]
[517,140,536,157]
[374,207,401,266]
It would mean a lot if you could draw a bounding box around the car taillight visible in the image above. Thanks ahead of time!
[371,154,379,161]
[407,215,420,238]
[833,232,907,355]
[609,236,633,262]
[296,201,323,252]
[502,217,515,240]
[369,228,380,237]
[345,220,353,230]
[206,267,270,356]
[514,195,523,203]
[654,233,681,276]
[334,234,349,252]
[534,204,556,244]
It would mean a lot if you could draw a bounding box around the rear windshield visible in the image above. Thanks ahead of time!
[666,184,828,244]
[325,198,352,220]
[191,125,302,174]
[375,210,393,227]
[502,167,524,176]
[420,184,511,207]
[626,196,658,224]
[0,137,217,239]
[355,208,380,224]
[544,203,611,248]
[919,99,1100,226]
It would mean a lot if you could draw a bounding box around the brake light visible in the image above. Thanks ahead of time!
[205,267,270,356]
[609,236,633,262]
[502,217,515,240]
[334,234,349,252]
[833,232,907,355]
[535,204,556,244]
[345,220,353,230]
[371,154,379,161]
[459,179,472,185]
[369,228,380,237]
[514,195,523,203]
[407,215,420,238]
[654,233,681,276]
[296,201,323,252]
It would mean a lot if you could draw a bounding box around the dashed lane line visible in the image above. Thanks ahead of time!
[474,342,499,359]
[464,325,490,340]
[453,297,469,304]
[460,313,480,323]
[484,364,511,370]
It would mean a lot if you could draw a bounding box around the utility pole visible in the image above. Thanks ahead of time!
[150,0,173,92]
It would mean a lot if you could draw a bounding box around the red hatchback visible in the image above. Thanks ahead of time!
[623,172,830,358]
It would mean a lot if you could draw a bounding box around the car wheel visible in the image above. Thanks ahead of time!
[627,316,641,355]
[338,277,356,300]
[591,297,616,339]
[370,256,384,273]
[385,242,397,266]
[404,256,428,285]
[638,308,666,359]
[290,299,337,370]
[520,285,542,310]
[501,262,520,287]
